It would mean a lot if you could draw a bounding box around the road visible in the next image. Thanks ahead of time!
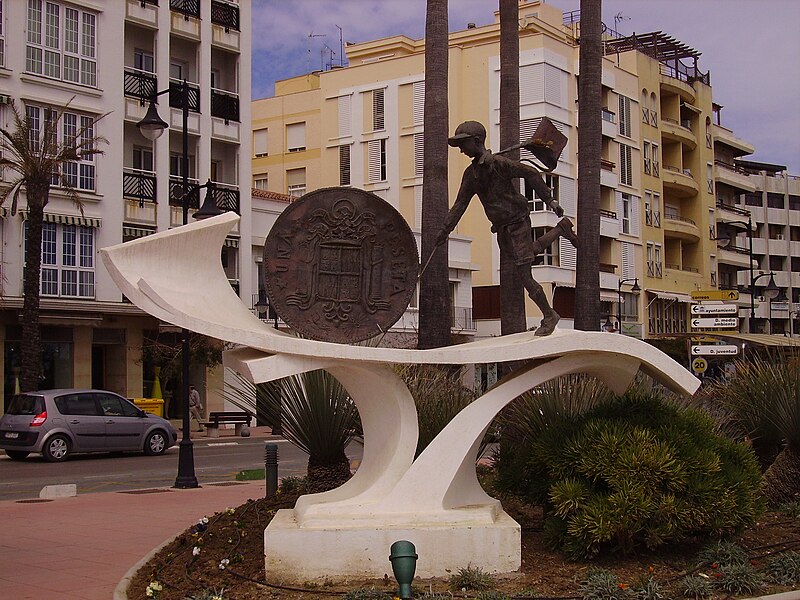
[0,436,362,501]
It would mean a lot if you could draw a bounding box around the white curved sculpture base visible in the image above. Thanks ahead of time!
[100,214,701,582]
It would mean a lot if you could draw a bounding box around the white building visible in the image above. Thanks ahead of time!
[0,0,251,413]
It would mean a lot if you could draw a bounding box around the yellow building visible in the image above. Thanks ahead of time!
[253,0,756,343]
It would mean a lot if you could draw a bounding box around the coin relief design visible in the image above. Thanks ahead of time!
[263,187,419,343]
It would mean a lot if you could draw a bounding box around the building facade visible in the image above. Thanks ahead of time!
[0,0,252,414]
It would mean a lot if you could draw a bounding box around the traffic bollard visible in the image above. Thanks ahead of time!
[264,442,278,498]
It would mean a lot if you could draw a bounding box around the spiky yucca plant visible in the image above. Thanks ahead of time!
[224,368,361,493]
[706,353,800,505]
[0,100,106,391]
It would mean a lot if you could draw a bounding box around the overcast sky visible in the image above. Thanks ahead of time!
[252,0,800,173]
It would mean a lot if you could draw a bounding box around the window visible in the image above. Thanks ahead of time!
[339,144,351,186]
[55,393,98,416]
[286,122,306,152]
[643,141,651,174]
[134,49,153,73]
[253,128,268,157]
[619,143,633,186]
[705,117,712,149]
[133,146,153,172]
[0,0,5,67]
[253,175,268,190]
[526,173,559,212]
[621,193,631,234]
[532,227,558,265]
[412,81,424,125]
[169,153,196,178]
[26,104,97,192]
[651,143,659,176]
[372,88,385,131]
[286,167,305,198]
[28,222,95,298]
[368,138,386,182]
[97,394,140,417]
[618,94,632,137]
[745,193,762,207]
[26,1,97,86]
[641,89,649,122]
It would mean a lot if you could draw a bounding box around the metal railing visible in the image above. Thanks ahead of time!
[647,260,663,278]
[716,201,750,216]
[451,306,475,331]
[169,177,200,209]
[211,88,240,122]
[208,182,241,213]
[599,208,617,219]
[170,0,199,19]
[211,0,240,31]
[665,214,696,226]
[123,169,157,204]
[600,158,615,171]
[645,209,661,227]
[169,79,200,112]
[124,69,157,101]
[601,108,616,123]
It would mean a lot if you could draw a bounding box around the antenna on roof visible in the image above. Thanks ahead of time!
[307,31,326,72]
[335,24,344,67]
[613,11,630,35]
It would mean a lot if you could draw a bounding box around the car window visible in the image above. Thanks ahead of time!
[96,394,140,417]
[7,394,45,415]
[55,394,100,416]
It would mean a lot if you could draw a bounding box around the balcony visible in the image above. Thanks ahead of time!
[714,160,756,193]
[712,124,755,155]
[170,0,200,38]
[208,182,241,214]
[211,88,240,122]
[599,208,618,238]
[126,0,158,27]
[716,200,751,219]
[601,108,616,138]
[169,177,201,210]
[717,244,755,269]
[451,307,476,331]
[170,0,199,18]
[663,165,699,197]
[211,0,240,31]
[600,158,618,188]
[169,79,200,113]
[123,169,157,204]
[663,213,700,242]
[124,69,157,103]
[661,116,697,149]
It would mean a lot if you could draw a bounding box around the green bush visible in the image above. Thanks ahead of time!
[448,564,496,592]
[578,568,634,600]
[680,575,712,599]
[713,562,762,595]
[498,388,765,559]
[697,540,748,568]
[765,550,800,585]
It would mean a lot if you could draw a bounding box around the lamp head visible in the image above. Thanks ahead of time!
[137,101,168,141]
[631,279,641,293]
[192,180,225,220]
[763,273,780,300]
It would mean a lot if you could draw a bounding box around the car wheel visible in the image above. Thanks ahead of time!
[43,435,70,462]
[5,450,30,461]
[144,430,168,456]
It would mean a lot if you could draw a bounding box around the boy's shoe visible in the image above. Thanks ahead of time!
[535,310,560,336]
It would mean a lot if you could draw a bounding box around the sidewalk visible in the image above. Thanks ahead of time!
[0,480,264,600]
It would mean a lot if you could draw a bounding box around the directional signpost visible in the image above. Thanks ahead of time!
[691,345,739,356]
[691,290,740,301]
[690,304,738,315]
[691,317,738,328]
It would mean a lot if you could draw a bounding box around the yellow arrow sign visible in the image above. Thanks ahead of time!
[691,290,740,301]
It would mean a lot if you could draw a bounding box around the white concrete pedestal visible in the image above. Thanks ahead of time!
[264,508,521,581]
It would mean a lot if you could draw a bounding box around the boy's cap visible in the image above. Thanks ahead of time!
[448,121,486,146]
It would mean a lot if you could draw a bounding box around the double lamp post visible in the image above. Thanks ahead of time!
[137,80,223,489]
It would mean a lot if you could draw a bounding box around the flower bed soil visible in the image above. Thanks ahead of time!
[128,493,800,600]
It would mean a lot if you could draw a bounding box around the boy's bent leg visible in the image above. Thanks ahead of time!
[518,266,559,336]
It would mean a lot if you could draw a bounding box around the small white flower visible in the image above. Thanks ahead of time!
[193,546,201,556]
[146,589,153,598]
[218,558,230,570]
[152,582,162,591]
[225,507,235,515]
[199,516,209,525]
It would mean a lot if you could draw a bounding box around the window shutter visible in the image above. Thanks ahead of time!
[629,194,641,237]
[286,168,305,187]
[559,237,577,269]
[616,191,625,234]
[544,64,564,106]
[414,185,422,229]
[559,176,576,216]
[520,63,544,104]
[367,139,382,182]
[338,95,351,137]
[414,132,424,177]
[253,128,268,156]
[622,242,635,280]
[412,81,424,125]
[286,122,305,152]
[618,95,631,137]
[619,143,632,185]
[339,144,351,186]
[372,88,384,130]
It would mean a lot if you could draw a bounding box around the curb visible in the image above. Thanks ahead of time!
[112,532,177,600]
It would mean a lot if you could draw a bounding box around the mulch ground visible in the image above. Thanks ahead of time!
[128,492,800,600]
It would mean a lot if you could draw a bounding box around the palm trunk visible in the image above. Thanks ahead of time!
[418,0,451,349]
[762,445,800,506]
[574,0,603,331]
[499,0,526,347]
[20,185,48,392]
[306,454,352,494]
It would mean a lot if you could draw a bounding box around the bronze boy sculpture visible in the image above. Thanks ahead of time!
[436,120,578,336]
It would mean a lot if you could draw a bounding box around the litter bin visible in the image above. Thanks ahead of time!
[130,398,165,417]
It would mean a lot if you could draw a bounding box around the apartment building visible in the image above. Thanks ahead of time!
[0,0,251,413]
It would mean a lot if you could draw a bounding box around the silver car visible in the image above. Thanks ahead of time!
[0,389,178,462]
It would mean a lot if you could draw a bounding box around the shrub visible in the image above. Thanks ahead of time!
[477,592,512,600]
[680,575,711,599]
[499,387,765,559]
[765,550,800,585]
[578,568,634,600]
[697,540,748,568]
[448,565,496,592]
[633,575,663,600]
[342,589,392,599]
[713,561,762,595]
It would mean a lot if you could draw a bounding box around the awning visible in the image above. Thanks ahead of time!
[648,289,692,303]
[600,291,619,303]
[123,226,155,239]
[702,332,800,348]
[20,210,102,228]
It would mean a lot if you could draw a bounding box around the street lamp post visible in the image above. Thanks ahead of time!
[617,278,640,335]
[136,80,221,489]
[751,271,780,334]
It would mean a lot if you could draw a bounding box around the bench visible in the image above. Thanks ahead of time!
[202,411,252,438]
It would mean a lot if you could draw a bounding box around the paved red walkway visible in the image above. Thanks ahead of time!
[0,480,263,599]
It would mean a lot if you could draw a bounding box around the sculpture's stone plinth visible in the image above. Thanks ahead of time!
[264,508,521,581]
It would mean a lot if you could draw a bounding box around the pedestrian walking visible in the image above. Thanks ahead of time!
[188,384,204,432]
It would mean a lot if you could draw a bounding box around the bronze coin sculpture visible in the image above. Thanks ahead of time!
[263,187,419,343]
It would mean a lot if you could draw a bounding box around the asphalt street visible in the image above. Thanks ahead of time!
[0,436,349,501]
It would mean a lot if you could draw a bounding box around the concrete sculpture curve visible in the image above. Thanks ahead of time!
[100,213,700,580]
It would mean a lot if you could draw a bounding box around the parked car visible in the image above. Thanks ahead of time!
[0,389,178,462]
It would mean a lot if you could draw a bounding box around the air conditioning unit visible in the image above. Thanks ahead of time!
[776,234,785,240]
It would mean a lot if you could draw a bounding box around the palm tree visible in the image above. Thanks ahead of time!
[574,0,603,331]
[418,0,451,349]
[224,369,362,494]
[0,100,106,391]
[499,0,527,347]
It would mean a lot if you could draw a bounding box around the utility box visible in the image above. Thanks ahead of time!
[130,398,164,417]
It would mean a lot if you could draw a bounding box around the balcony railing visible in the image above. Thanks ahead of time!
[139,0,158,5]
[124,69,157,102]
[123,169,157,204]
[716,200,750,216]
[208,182,241,214]
[169,177,200,209]
[601,108,616,123]
[211,0,240,31]
[211,88,240,122]
[599,208,617,219]
[710,272,717,286]
[647,260,663,278]
[169,79,200,112]
[600,158,615,171]
[645,209,661,227]
[451,306,475,331]
[170,0,199,19]
[665,213,696,226]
